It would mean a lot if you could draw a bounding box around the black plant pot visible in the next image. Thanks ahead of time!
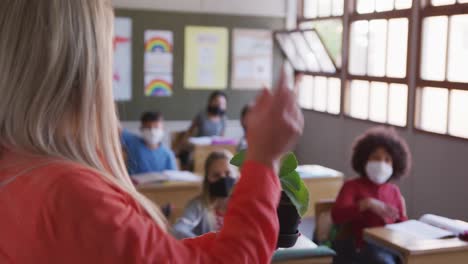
[276,191,301,248]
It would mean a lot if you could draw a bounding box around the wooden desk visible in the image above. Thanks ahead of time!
[273,236,334,264]
[193,144,237,176]
[138,181,202,224]
[298,165,344,218]
[364,227,468,264]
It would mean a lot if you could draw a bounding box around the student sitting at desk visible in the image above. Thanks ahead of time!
[331,126,411,264]
[122,111,177,174]
[187,91,228,137]
[178,91,228,169]
[173,150,238,239]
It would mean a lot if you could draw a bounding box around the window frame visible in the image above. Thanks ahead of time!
[343,1,413,128]
[296,0,345,115]
[414,1,468,140]
[297,0,468,141]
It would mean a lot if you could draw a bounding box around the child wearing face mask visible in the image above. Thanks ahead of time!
[173,150,238,239]
[121,111,177,175]
[331,126,411,264]
[187,91,228,138]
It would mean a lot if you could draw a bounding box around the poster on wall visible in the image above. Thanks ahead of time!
[144,30,174,97]
[184,26,229,90]
[144,74,173,97]
[231,29,273,90]
[113,17,132,101]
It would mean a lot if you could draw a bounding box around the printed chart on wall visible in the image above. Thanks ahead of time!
[231,29,273,90]
[113,17,132,101]
[144,30,174,97]
[184,26,229,90]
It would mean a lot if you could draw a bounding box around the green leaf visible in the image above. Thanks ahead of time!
[280,171,302,191]
[230,150,246,167]
[280,171,310,217]
[279,152,298,177]
[230,151,310,216]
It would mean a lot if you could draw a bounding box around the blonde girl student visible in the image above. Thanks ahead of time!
[174,150,238,238]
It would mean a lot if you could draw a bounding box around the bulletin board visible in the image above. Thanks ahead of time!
[115,9,285,120]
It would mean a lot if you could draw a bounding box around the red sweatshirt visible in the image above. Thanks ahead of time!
[0,149,281,263]
[331,177,407,247]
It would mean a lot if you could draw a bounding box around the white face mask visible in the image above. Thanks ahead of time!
[365,161,393,185]
[141,128,164,146]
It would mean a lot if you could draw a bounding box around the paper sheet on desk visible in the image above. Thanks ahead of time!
[297,165,342,178]
[188,137,238,146]
[164,170,202,182]
[386,220,455,239]
[131,171,202,184]
[131,172,167,185]
[188,137,212,145]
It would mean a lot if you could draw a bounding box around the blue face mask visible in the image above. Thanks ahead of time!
[209,177,235,198]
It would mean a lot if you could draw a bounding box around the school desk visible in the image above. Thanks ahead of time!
[272,235,335,264]
[298,165,344,218]
[364,227,468,264]
[137,181,202,224]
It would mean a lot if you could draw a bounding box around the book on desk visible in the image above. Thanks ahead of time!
[385,214,468,240]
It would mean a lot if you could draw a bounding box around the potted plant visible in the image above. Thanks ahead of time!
[230,150,310,248]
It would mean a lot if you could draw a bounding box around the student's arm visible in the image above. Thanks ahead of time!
[331,181,362,224]
[45,160,280,263]
[395,188,408,222]
[172,199,204,239]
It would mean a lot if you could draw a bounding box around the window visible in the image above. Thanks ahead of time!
[344,0,411,126]
[296,0,344,114]
[303,0,344,18]
[296,0,468,139]
[416,2,468,139]
[347,80,408,126]
[356,0,412,13]
[298,75,341,114]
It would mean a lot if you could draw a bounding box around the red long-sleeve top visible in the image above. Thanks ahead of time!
[0,149,281,263]
[331,177,407,247]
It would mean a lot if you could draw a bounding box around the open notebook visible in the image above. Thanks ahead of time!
[131,170,202,185]
[386,214,468,240]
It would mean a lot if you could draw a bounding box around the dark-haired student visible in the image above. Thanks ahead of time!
[331,126,412,264]
[178,92,228,170]
[187,91,228,138]
[122,111,177,174]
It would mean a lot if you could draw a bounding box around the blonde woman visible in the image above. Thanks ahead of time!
[174,150,238,239]
[0,1,303,263]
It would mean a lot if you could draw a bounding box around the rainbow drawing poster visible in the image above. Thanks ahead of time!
[144,30,174,97]
[144,74,173,97]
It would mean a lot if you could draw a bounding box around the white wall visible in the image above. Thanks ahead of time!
[112,0,287,17]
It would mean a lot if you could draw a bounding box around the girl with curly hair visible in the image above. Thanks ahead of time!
[332,126,412,264]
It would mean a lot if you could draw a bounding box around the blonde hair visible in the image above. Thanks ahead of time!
[0,0,166,228]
